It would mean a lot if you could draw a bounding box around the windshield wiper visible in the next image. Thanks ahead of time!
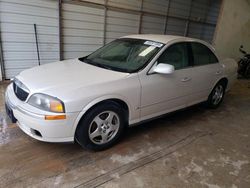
[92,62,112,70]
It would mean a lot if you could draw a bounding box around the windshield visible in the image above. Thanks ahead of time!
[79,38,164,73]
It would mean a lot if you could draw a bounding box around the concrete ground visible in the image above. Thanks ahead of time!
[0,80,249,188]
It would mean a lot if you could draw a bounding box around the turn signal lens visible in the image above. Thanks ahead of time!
[45,115,66,120]
[50,101,64,113]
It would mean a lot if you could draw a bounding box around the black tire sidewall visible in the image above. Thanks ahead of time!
[244,64,250,78]
[75,102,126,151]
[207,82,225,109]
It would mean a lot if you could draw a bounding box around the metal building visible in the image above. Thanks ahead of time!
[0,0,221,79]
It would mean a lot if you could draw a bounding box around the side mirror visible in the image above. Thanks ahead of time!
[153,63,175,74]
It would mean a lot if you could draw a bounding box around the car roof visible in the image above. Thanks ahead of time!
[120,34,216,53]
[121,34,200,44]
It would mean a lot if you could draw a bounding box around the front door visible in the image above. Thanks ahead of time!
[139,42,194,121]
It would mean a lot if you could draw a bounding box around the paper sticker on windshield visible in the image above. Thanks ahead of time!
[144,41,163,48]
[139,46,156,57]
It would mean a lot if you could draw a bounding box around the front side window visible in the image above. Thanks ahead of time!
[157,42,189,70]
[79,38,164,73]
[191,42,218,66]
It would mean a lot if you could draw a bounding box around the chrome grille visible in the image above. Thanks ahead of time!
[13,80,29,101]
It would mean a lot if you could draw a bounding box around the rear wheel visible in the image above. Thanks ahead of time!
[244,64,250,79]
[207,81,226,109]
[75,102,126,151]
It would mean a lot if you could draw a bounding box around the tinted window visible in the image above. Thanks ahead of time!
[157,43,189,70]
[191,42,218,66]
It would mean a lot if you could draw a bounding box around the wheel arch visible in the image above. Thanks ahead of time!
[217,77,228,89]
[72,96,131,136]
[210,77,229,95]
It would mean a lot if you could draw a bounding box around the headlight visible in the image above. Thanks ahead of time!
[28,94,65,113]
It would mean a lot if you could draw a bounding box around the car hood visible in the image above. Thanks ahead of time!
[16,59,130,93]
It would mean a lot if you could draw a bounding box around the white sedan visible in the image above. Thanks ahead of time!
[5,35,237,150]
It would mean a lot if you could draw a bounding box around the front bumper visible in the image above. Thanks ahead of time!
[5,84,79,143]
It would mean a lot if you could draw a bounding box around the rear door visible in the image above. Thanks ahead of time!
[187,42,223,106]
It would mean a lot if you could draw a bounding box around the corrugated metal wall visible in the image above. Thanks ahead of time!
[106,10,140,43]
[0,0,59,79]
[0,0,222,79]
[62,3,105,59]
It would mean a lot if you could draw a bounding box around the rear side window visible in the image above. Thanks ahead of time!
[157,42,189,70]
[191,42,218,66]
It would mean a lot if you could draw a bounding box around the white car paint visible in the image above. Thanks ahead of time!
[5,35,237,142]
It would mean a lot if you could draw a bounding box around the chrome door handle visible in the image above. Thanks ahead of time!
[181,77,191,82]
[215,71,222,75]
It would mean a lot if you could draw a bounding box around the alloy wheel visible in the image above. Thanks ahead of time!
[212,85,224,105]
[88,111,120,145]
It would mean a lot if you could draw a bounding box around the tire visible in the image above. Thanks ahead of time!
[244,64,250,79]
[206,81,226,109]
[75,102,126,151]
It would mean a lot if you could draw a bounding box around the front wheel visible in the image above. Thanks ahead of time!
[206,82,226,109]
[75,102,126,151]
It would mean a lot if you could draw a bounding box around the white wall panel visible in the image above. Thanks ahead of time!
[143,0,169,15]
[3,51,58,61]
[1,33,58,43]
[187,22,203,39]
[0,2,57,18]
[0,12,57,26]
[79,0,105,5]
[0,0,59,79]
[168,0,192,18]
[190,0,209,21]
[108,0,141,10]
[63,37,103,45]
[205,0,221,24]
[200,25,215,42]
[141,15,165,34]
[62,3,104,59]
[1,0,58,9]
[188,21,216,43]
[1,23,58,35]
[106,10,140,43]
[1,43,59,53]
[166,18,186,36]
[4,59,55,69]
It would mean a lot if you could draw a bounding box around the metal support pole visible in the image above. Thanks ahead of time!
[138,0,144,34]
[34,24,41,66]
[164,0,171,34]
[103,0,108,45]
[58,0,63,60]
[0,29,5,80]
[184,0,194,37]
